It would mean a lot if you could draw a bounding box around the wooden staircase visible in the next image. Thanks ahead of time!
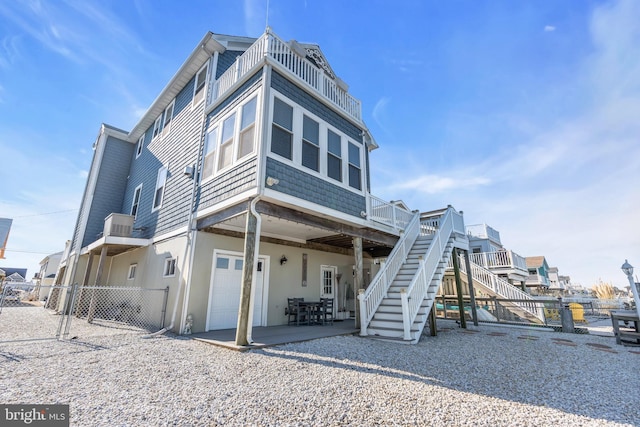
[366,235,454,342]
[358,206,466,344]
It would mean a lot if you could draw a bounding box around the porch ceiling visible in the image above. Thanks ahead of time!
[198,202,397,257]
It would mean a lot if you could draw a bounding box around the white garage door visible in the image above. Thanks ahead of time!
[207,253,265,331]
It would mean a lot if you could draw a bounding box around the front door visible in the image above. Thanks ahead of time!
[320,265,337,305]
[207,252,267,331]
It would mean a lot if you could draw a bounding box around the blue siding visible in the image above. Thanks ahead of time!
[209,71,262,119]
[198,158,258,210]
[123,71,204,238]
[271,71,363,143]
[266,157,365,217]
[216,51,244,79]
[81,136,134,247]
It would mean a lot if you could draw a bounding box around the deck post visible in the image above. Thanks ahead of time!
[353,237,363,329]
[463,250,479,326]
[452,248,467,328]
[428,302,437,336]
[87,245,108,323]
[236,210,258,346]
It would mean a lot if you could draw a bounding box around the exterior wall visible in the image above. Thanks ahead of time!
[215,51,245,79]
[74,136,134,250]
[123,74,204,239]
[185,230,364,333]
[265,157,366,216]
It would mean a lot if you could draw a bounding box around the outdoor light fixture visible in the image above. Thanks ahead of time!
[621,259,640,318]
[280,255,288,265]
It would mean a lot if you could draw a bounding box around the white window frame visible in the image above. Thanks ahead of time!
[163,257,177,277]
[135,135,144,158]
[152,165,168,212]
[131,184,143,218]
[348,141,362,190]
[267,91,365,194]
[201,93,260,182]
[162,100,175,136]
[193,62,209,106]
[128,264,137,280]
[152,115,163,139]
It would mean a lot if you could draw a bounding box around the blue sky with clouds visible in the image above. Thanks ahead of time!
[1,0,638,289]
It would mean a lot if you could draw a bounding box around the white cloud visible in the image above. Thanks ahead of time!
[544,25,556,32]
[243,0,267,37]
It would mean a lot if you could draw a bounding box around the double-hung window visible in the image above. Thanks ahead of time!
[302,115,319,172]
[218,113,236,171]
[238,97,257,160]
[271,98,293,160]
[193,63,208,105]
[162,100,175,135]
[131,184,143,218]
[136,135,144,158]
[327,130,342,182]
[348,142,362,190]
[163,258,176,277]
[203,127,218,179]
[152,165,168,211]
[152,116,162,139]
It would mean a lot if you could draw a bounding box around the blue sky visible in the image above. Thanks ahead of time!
[1,0,639,289]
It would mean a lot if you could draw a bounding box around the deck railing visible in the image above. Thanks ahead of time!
[400,207,461,340]
[358,211,421,335]
[368,195,414,230]
[466,224,501,243]
[526,274,551,287]
[211,30,362,122]
[459,257,546,323]
[469,250,527,272]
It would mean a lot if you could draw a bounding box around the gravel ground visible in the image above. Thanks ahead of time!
[1,306,639,426]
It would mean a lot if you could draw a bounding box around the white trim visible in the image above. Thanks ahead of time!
[135,135,144,158]
[152,115,163,140]
[163,257,177,277]
[127,263,137,280]
[162,99,175,137]
[152,165,168,212]
[267,89,365,196]
[130,183,143,218]
[205,249,270,331]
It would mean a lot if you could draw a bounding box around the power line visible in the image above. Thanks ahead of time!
[11,209,78,218]
[3,249,59,255]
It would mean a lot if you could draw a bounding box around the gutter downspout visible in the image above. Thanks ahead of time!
[143,111,207,339]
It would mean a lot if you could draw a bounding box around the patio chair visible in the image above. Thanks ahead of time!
[287,298,309,326]
[320,298,334,325]
[569,303,587,324]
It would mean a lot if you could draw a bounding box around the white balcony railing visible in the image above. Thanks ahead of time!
[469,250,527,272]
[526,274,551,287]
[211,29,362,123]
[466,224,501,244]
[368,195,414,230]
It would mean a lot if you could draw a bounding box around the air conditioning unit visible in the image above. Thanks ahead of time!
[104,213,134,237]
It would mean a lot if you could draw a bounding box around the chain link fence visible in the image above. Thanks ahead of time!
[0,284,169,343]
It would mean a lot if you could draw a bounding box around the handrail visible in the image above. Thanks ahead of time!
[211,30,362,122]
[459,257,546,322]
[358,211,421,335]
[400,207,456,340]
[469,250,527,271]
[368,195,414,229]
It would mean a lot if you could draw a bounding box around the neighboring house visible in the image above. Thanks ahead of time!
[34,251,63,301]
[56,29,467,344]
[525,256,551,293]
[0,218,12,260]
[1,268,27,282]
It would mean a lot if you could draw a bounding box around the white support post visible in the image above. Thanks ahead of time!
[358,289,367,336]
[401,288,411,340]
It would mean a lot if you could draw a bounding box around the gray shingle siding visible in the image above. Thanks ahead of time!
[80,136,134,248]
[198,158,258,210]
[271,71,363,143]
[266,157,365,217]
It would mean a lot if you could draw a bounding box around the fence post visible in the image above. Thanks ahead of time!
[561,302,575,333]
[62,283,79,339]
[161,286,170,329]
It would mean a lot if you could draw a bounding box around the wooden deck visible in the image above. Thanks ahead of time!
[190,320,358,351]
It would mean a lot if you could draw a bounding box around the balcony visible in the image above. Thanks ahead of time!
[466,224,501,244]
[211,29,362,123]
[469,250,527,272]
[525,274,551,288]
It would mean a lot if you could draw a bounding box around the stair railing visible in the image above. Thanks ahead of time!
[460,257,546,322]
[400,207,457,340]
[358,211,421,336]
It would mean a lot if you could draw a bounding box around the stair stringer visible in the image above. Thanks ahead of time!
[365,236,457,344]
